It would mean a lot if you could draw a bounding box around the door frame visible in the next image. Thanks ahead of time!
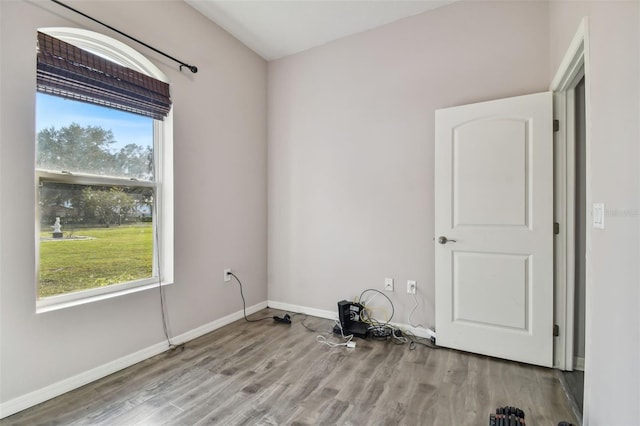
[550,17,590,376]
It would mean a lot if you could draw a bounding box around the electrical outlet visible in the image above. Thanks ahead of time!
[224,268,232,282]
[384,278,394,292]
[407,280,416,294]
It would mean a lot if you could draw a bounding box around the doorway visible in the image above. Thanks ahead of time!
[561,75,586,417]
[550,17,590,424]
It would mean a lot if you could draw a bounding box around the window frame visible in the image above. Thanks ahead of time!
[35,28,174,312]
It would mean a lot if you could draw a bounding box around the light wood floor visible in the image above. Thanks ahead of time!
[2,309,578,425]
[559,369,584,423]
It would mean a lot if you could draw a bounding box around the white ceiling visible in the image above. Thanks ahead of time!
[185,0,457,61]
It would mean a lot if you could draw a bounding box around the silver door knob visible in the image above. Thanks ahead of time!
[437,236,457,244]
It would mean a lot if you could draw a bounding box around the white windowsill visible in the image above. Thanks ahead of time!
[36,280,175,314]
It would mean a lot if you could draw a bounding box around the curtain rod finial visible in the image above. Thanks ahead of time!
[180,64,198,74]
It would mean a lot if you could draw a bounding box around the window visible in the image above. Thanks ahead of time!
[36,28,174,310]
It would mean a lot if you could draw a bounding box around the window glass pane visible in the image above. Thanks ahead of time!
[36,93,154,181]
[38,181,154,298]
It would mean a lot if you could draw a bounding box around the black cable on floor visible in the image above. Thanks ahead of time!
[299,314,322,333]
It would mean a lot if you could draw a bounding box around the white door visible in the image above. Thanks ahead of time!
[435,92,554,367]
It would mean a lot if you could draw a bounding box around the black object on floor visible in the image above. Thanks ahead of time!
[489,406,525,425]
[273,314,291,324]
[335,300,369,338]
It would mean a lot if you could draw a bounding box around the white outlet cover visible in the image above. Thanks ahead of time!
[384,278,394,291]
[407,280,417,294]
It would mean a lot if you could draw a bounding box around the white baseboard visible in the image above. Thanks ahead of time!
[573,356,585,371]
[173,300,267,344]
[0,300,268,420]
[267,300,435,340]
[267,300,337,321]
[0,341,167,420]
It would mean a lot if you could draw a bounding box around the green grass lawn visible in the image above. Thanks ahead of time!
[38,224,153,298]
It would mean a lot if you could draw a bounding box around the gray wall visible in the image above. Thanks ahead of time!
[2,1,638,424]
[0,0,267,406]
[267,0,550,338]
[550,2,639,424]
[268,1,640,424]
[269,2,549,336]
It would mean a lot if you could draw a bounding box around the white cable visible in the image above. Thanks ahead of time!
[408,292,425,328]
[316,335,354,347]
[316,320,354,348]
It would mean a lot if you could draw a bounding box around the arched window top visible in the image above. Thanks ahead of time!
[38,27,168,83]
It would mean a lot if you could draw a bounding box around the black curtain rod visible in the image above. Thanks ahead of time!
[50,0,198,73]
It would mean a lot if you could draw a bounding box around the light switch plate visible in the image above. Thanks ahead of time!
[593,203,605,229]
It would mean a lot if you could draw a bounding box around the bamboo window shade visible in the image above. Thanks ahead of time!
[36,31,171,120]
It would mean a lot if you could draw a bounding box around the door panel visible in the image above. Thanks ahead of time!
[454,119,529,227]
[453,251,530,330]
[435,92,553,367]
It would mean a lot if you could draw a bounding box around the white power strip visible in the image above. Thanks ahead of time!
[426,328,436,342]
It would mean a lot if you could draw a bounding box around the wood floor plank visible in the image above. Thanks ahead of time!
[1,309,579,425]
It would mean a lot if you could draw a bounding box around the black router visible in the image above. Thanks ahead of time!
[333,300,369,339]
